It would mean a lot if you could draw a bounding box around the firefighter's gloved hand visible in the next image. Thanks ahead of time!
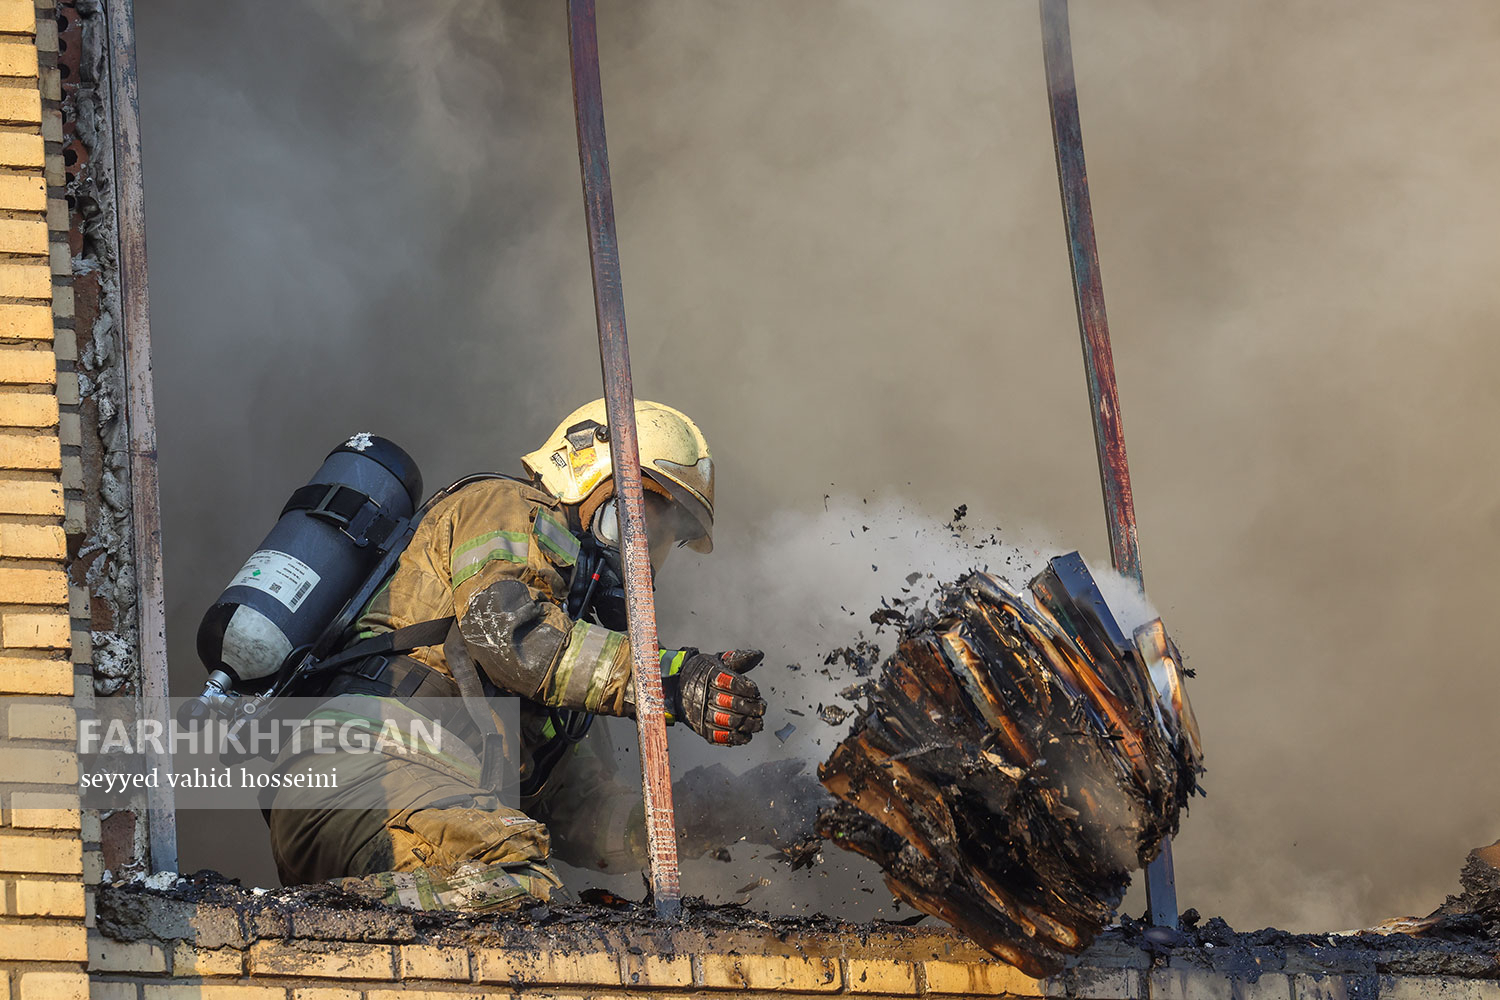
[661,648,765,746]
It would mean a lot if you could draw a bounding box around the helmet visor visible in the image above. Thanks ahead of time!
[591,490,706,572]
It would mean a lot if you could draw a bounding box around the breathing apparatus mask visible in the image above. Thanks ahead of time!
[590,487,703,571]
[567,484,705,629]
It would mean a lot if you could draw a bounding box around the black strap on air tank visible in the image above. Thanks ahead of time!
[282,483,402,549]
[305,615,457,679]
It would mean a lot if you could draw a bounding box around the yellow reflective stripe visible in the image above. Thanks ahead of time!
[549,621,625,710]
[548,621,589,704]
[562,622,610,707]
[452,530,529,585]
[533,509,580,566]
[583,630,626,711]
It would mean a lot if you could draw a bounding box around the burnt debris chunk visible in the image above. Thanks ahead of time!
[816,554,1204,977]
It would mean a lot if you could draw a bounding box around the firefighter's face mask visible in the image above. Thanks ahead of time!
[591,491,703,573]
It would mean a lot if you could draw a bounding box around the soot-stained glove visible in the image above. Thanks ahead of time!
[661,648,765,746]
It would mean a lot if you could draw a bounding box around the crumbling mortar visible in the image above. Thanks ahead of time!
[63,0,134,697]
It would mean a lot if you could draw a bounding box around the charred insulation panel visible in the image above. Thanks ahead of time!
[817,559,1202,977]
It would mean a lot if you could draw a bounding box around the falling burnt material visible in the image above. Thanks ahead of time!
[816,554,1204,978]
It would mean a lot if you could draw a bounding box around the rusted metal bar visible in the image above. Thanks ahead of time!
[106,0,177,874]
[566,0,682,918]
[1039,0,1177,927]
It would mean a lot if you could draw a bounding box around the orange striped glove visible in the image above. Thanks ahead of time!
[661,648,765,746]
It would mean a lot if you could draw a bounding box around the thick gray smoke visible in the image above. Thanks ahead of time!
[136,0,1500,931]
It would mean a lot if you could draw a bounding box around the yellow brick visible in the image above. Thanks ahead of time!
[473,949,620,986]
[0,174,44,212]
[923,959,1044,995]
[0,0,34,35]
[9,701,74,739]
[0,522,63,557]
[0,478,62,516]
[0,348,55,384]
[699,954,842,992]
[0,304,52,340]
[19,972,87,1000]
[0,86,39,124]
[172,942,245,977]
[14,879,85,917]
[621,952,692,988]
[366,993,486,1000]
[0,434,59,469]
[399,945,469,981]
[0,218,49,255]
[3,611,70,647]
[248,941,395,980]
[0,566,67,604]
[0,658,70,693]
[145,989,285,1000]
[0,749,75,786]
[90,935,167,973]
[0,41,36,78]
[846,958,919,993]
[0,264,50,300]
[0,833,81,874]
[10,792,81,827]
[0,393,58,427]
[0,134,41,170]
[292,992,359,1000]
[0,920,86,960]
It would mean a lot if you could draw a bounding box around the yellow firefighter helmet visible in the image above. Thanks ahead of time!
[522,399,714,553]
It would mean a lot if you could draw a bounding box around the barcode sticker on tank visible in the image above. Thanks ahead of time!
[229,550,321,613]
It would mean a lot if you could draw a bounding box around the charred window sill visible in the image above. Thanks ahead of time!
[91,876,1500,998]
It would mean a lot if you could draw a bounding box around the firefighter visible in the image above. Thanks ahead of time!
[266,400,768,910]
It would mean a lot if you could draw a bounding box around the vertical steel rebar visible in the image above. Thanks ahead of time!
[566,0,682,918]
[1039,0,1178,928]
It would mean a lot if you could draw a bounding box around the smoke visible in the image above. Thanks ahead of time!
[575,498,1061,918]
[135,0,1500,931]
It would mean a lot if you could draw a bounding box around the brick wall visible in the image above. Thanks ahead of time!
[0,5,90,1000]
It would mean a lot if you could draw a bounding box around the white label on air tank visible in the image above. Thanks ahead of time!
[229,550,321,613]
